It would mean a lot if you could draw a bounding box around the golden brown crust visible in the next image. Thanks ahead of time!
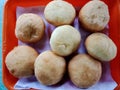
[5,45,38,78]
[34,50,66,85]
[68,54,102,88]
[15,13,45,43]
[79,0,110,32]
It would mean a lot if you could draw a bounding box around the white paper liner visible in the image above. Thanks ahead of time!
[14,6,117,90]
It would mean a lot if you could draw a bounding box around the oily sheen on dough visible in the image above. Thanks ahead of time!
[85,33,117,61]
[68,54,102,88]
[34,50,66,85]
[79,0,110,32]
[44,0,76,26]
[50,25,81,56]
[15,13,45,43]
[5,45,38,78]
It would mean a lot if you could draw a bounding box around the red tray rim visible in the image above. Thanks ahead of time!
[2,0,120,90]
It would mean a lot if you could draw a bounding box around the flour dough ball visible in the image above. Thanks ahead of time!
[79,0,110,32]
[34,50,66,85]
[50,25,81,56]
[44,0,76,26]
[68,54,102,88]
[5,46,38,78]
[85,33,117,61]
[15,13,45,43]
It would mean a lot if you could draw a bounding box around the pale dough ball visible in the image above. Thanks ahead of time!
[15,13,45,43]
[34,50,66,85]
[50,25,81,56]
[44,0,76,26]
[68,54,102,88]
[85,33,117,61]
[79,0,110,32]
[5,46,38,78]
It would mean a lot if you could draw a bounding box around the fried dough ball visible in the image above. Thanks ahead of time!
[5,46,38,78]
[68,54,102,88]
[15,13,45,43]
[34,50,66,85]
[79,0,110,32]
[44,0,76,26]
[85,33,117,61]
[50,25,81,56]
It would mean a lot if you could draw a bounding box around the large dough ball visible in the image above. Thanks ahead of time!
[50,25,81,56]
[44,0,76,26]
[5,46,38,78]
[34,50,66,85]
[15,13,45,43]
[79,0,110,32]
[68,54,102,88]
[85,33,117,61]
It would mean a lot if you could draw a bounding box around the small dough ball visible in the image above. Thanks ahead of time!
[34,50,66,85]
[44,0,76,26]
[79,0,110,32]
[15,13,45,43]
[85,33,117,61]
[50,25,81,56]
[5,46,38,78]
[68,54,102,88]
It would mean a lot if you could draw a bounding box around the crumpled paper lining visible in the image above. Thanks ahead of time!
[14,6,117,90]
